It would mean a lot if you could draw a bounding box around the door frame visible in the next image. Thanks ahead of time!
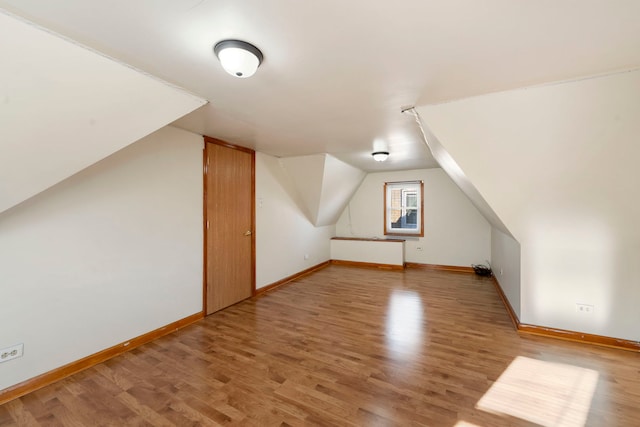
[202,136,256,315]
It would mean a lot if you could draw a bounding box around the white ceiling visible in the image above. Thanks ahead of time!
[1,0,639,172]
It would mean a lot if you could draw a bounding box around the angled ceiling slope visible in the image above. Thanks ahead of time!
[417,69,640,341]
[404,109,512,238]
[0,10,206,214]
[280,154,366,227]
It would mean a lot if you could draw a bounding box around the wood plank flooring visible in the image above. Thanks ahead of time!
[2,265,639,426]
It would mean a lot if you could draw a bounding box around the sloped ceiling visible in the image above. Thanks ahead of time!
[0,11,206,213]
[279,155,325,224]
[2,1,639,172]
[404,109,511,237]
[280,154,365,227]
[418,69,640,340]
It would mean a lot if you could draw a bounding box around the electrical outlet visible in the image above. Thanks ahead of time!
[304,254,309,260]
[0,343,24,363]
[576,303,594,314]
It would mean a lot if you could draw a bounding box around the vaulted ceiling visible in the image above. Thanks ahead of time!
[0,10,205,213]
[2,0,639,173]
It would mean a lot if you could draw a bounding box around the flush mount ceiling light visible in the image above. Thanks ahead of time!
[372,151,390,162]
[213,39,263,78]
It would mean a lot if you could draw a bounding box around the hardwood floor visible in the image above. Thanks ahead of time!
[2,265,639,426]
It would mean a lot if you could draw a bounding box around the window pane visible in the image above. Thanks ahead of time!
[384,181,423,237]
[390,208,403,227]
[391,189,402,209]
[405,192,417,208]
[405,209,417,227]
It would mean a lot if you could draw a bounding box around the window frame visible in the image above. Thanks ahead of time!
[383,180,424,237]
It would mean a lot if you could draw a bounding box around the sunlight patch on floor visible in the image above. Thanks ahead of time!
[453,421,482,427]
[385,290,423,359]
[477,356,598,426]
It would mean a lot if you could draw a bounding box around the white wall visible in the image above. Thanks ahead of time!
[330,239,404,266]
[0,126,203,391]
[335,168,491,267]
[256,152,335,288]
[491,228,521,318]
[420,69,640,341]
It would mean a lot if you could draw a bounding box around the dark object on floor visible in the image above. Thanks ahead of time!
[472,264,493,277]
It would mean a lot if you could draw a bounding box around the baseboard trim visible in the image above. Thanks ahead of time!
[0,311,204,405]
[255,261,331,296]
[330,259,404,270]
[405,263,475,274]
[490,277,639,353]
[518,324,640,352]
[490,276,521,330]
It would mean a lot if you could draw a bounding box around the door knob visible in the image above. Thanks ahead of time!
[244,230,252,236]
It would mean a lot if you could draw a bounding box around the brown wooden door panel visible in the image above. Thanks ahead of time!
[204,139,255,314]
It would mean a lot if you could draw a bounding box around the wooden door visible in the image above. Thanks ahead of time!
[204,137,255,314]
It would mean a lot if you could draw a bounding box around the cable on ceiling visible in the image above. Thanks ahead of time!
[401,106,435,157]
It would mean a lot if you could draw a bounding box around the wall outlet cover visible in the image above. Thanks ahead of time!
[0,343,24,363]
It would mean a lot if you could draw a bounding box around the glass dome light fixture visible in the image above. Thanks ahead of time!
[213,39,263,78]
[372,151,390,162]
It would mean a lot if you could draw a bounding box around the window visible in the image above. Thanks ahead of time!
[384,181,424,236]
